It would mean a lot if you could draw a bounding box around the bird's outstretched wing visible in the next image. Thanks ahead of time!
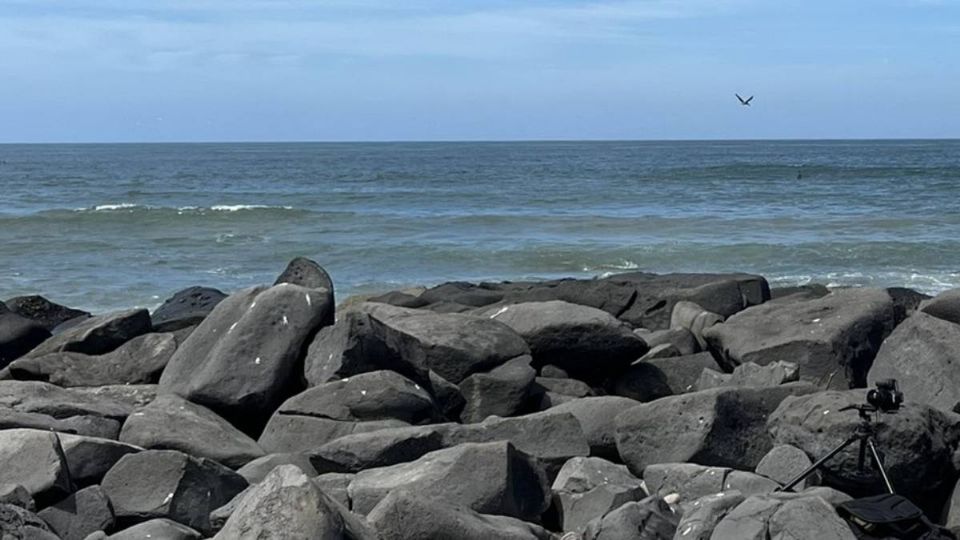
[736,93,746,104]
[745,96,754,105]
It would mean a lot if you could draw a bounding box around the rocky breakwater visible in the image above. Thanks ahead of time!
[1,258,959,539]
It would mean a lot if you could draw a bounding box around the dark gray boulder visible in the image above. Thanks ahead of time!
[214,465,374,540]
[0,429,71,506]
[368,489,553,540]
[275,257,336,324]
[235,453,317,484]
[696,361,799,391]
[711,494,857,540]
[0,303,51,368]
[868,312,960,412]
[23,309,152,359]
[581,496,679,540]
[159,284,334,432]
[258,414,408,454]
[613,352,720,402]
[119,394,265,468]
[615,384,818,474]
[0,381,131,422]
[755,444,817,489]
[919,288,960,325]
[56,433,141,487]
[642,463,778,504]
[552,456,647,533]
[9,332,176,387]
[459,356,536,422]
[887,287,931,324]
[309,424,447,474]
[0,408,119,439]
[106,518,200,540]
[673,491,746,540]
[100,449,247,534]
[539,396,640,459]
[348,441,550,520]
[703,288,896,389]
[0,503,59,540]
[303,312,403,385]
[4,296,90,332]
[151,286,227,332]
[767,389,958,499]
[37,485,114,540]
[481,300,647,380]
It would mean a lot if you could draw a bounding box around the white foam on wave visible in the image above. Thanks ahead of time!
[210,204,293,212]
[77,203,143,212]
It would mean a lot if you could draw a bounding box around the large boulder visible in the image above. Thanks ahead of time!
[755,444,817,489]
[613,352,720,402]
[539,396,640,459]
[767,390,958,499]
[480,300,647,380]
[309,424,447,474]
[615,384,818,474]
[275,257,336,325]
[710,493,857,540]
[106,518,200,540]
[0,381,131,422]
[8,332,176,387]
[552,456,647,533]
[703,288,896,389]
[151,286,227,332]
[4,296,90,332]
[581,496,679,540]
[0,429,72,506]
[920,288,960,325]
[348,441,550,520]
[159,284,333,432]
[119,394,264,468]
[868,312,960,412]
[101,449,247,534]
[368,489,553,540]
[23,309,152,359]
[257,415,406,455]
[235,453,317,484]
[56,433,142,487]
[37,485,114,540]
[696,361,799,391]
[306,304,530,386]
[0,303,51,369]
[0,408,119,439]
[459,356,536,422]
[214,465,372,540]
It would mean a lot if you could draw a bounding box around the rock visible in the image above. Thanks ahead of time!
[307,303,530,386]
[552,457,647,533]
[540,396,640,459]
[614,352,721,401]
[541,365,570,378]
[637,327,700,356]
[670,301,724,350]
[459,356,536,422]
[615,384,818,474]
[674,491,745,540]
[107,518,200,540]
[643,463,778,504]
[159,284,334,432]
[4,296,90,332]
[481,300,647,380]
[0,429,71,506]
[0,381,131,421]
[70,385,157,412]
[0,503,59,540]
[119,394,265,468]
[0,409,120,439]
[314,473,354,508]
[428,369,466,419]
[214,465,372,540]
[767,389,958,499]
[920,288,960,325]
[0,304,51,369]
[56,433,141,487]
[368,489,554,540]
[275,257,336,325]
[258,414,408,454]
[37,485,114,540]
[534,377,594,398]
[887,287,931,324]
[236,453,317,484]
[703,288,896,389]
[755,444,817,489]
[8,332,176,387]
[310,424,446,474]
[711,494,857,540]
[696,361,799,391]
[581,496,679,540]
[0,483,34,510]
[769,284,831,303]
[868,312,960,412]
[24,309,152,359]
[207,487,248,533]
[151,286,227,332]
[100,449,247,534]
[348,441,550,520]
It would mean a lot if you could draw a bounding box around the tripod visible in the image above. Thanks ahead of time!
[777,403,895,494]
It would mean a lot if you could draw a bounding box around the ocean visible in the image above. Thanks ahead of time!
[1,140,958,314]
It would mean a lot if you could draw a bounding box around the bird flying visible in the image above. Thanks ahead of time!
[736,94,754,106]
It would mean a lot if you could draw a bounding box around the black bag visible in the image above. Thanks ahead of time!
[838,494,956,540]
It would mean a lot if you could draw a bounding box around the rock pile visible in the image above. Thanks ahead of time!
[1,259,959,538]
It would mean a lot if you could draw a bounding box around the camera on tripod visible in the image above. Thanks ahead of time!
[866,379,904,413]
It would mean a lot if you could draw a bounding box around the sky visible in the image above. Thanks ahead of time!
[0,0,958,142]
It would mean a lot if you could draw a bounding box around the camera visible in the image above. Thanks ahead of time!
[866,379,903,413]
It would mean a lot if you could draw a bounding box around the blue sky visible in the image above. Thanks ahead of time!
[1,0,957,142]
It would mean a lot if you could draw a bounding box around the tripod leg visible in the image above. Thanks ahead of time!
[778,433,860,492]
[867,439,895,494]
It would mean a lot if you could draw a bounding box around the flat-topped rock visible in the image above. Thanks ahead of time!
[23,309,152,359]
[3,295,90,332]
[151,286,227,332]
